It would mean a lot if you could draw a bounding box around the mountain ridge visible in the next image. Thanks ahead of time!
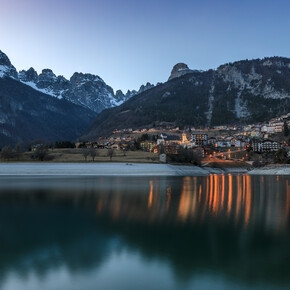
[82,56,290,139]
[1,50,155,113]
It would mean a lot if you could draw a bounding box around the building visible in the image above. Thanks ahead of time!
[165,135,181,145]
[208,137,217,146]
[252,139,281,153]
[275,125,283,133]
[216,140,231,148]
[157,134,181,145]
[159,153,167,163]
[140,141,156,152]
[262,126,276,134]
[191,133,208,146]
[181,133,188,143]
[261,140,281,152]
[111,144,122,150]
[234,139,246,148]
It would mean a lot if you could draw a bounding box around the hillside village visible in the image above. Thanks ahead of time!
[77,113,290,165]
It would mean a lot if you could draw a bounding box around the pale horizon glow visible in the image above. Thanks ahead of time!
[1,0,290,92]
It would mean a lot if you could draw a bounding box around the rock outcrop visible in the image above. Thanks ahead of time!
[168,63,194,80]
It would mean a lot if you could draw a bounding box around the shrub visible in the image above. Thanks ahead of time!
[168,148,201,166]
[252,160,263,168]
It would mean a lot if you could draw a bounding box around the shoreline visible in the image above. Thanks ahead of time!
[246,164,290,175]
[0,163,289,176]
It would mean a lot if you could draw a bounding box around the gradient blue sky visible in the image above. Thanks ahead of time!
[1,0,289,92]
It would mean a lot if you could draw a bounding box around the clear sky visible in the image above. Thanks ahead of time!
[1,0,289,92]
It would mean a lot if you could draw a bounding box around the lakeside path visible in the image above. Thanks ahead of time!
[0,163,289,176]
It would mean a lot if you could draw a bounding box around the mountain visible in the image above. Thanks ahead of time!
[0,49,157,146]
[83,57,290,139]
[19,68,121,113]
[0,51,95,146]
[19,67,155,113]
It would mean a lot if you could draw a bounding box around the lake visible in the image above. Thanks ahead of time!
[0,173,289,290]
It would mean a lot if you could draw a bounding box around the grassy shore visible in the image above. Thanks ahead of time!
[11,148,159,163]
[3,149,285,172]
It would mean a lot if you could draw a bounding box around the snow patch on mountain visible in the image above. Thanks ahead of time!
[20,80,63,99]
[235,92,250,118]
[0,65,8,78]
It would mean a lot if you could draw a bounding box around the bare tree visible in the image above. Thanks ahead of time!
[252,160,263,168]
[82,148,90,161]
[33,145,48,161]
[15,142,23,161]
[89,147,98,161]
[107,148,114,161]
[1,146,12,161]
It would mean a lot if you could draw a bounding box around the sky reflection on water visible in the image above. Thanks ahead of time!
[0,175,289,290]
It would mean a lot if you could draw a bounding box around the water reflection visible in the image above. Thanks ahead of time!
[90,175,289,234]
[0,175,289,289]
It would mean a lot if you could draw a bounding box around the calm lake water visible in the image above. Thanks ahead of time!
[0,174,289,290]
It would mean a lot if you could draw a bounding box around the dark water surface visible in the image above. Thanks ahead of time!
[0,175,289,290]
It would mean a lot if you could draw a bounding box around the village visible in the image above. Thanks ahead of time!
[76,113,290,165]
[1,113,289,165]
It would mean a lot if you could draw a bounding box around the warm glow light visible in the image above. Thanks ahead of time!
[235,175,242,223]
[213,175,219,215]
[244,175,251,228]
[209,175,214,211]
[227,174,233,215]
[148,180,153,208]
[221,174,225,210]
[166,186,171,211]
[178,177,193,221]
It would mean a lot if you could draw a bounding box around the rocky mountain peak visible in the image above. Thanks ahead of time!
[37,69,59,90]
[0,50,12,66]
[115,89,124,97]
[114,82,155,104]
[115,89,126,103]
[0,50,18,79]
[168,63,193,80]
[70,72,103,85]
[0,49,157,114]
[139,82,154,93]
[19,67,38,83]
[40,69,56,79]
